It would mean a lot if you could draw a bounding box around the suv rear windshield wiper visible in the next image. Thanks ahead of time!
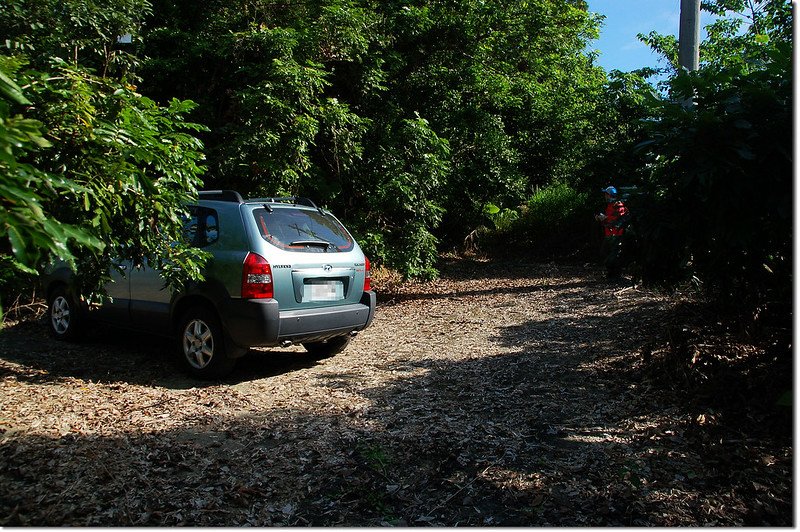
[290,240,335,250]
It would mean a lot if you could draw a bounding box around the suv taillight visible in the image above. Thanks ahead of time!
[364,256,371,291]
[242,252,273,299]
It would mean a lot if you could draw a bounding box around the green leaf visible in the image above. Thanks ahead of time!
[0,69,31,105]
[483,203,501,215]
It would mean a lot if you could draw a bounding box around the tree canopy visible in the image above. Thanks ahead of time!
[0,0,209,305]
[137,0,614,278]
[632,0,792,316]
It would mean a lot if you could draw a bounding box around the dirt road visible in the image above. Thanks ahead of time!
[0,259,791,525]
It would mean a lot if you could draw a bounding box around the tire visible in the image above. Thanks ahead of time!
[47,286,84,341]
[177,306,237,379]
[302,335,352,359]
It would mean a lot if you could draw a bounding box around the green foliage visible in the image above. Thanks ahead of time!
[0,0,209,311]
[474,182,593,258]
[632,1,792,315]
[141,0,378,199]
[524,183,591,230]
[358,443,390,475]
[378,0,609,243]
[639,0,791,76]
[0,60,104,278]
[0,0,151,77]
[23,61,210,294]
[483,203,519,232]
[515,182,592,253]
[351,114,450,280]
[138,0,613,278]
[584,70,659,189]
[638,31,679,71]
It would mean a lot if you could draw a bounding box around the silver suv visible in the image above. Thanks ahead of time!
[45,191,376,378]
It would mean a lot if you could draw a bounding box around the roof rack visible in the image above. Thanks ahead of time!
[248,196,323,212]
[198,190,244,203]
[198,192,325,214]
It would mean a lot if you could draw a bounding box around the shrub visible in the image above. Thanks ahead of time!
[514,182,593,256]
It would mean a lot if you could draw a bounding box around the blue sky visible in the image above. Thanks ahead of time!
[585,0,716,73]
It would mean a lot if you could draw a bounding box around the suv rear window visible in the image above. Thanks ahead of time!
[253,207,354,252]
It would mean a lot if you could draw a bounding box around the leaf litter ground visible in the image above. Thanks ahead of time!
[0,259,791,526]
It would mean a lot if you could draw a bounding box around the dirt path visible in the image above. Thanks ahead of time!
[0,259,791,526]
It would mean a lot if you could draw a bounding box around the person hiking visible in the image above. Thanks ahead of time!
[595,186,628,279]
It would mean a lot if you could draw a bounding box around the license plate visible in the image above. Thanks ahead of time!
[305,281,344,302]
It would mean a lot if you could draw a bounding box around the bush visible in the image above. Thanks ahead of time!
[629,1,793,324]
[471,182,596,259]
[633,46,792,316]
[514,182,593,256]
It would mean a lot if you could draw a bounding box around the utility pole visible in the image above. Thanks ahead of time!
[678,0,701,71]
[678,0,700,107]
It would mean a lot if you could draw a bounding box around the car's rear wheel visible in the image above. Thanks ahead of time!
[302,335,352,359]
[47,286,84,341]
[178,306,236,379]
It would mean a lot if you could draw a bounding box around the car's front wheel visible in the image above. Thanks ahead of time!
[178,307,236,379]
[302,335,352,359]
[47,286,84,341]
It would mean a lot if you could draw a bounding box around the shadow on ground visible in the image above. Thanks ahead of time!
[0,320,323,389]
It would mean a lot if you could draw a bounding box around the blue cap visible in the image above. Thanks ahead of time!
[601,186,617,196]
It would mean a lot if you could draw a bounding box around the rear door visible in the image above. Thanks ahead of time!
[248,205,366,311]
[93,262,132,324]
[128,259,172,334]
[128,206,221,333]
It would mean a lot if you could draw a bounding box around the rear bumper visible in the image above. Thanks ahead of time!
[223,290,376,348]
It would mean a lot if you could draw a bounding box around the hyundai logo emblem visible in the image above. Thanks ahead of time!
[323,264,333,272]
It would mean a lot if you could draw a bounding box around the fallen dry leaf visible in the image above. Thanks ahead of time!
[0,259,792,526]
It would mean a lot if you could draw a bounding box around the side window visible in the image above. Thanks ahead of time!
[183,207,219,247]
[204,213,218,244]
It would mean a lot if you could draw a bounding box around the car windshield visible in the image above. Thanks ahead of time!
[252,207,354,252]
